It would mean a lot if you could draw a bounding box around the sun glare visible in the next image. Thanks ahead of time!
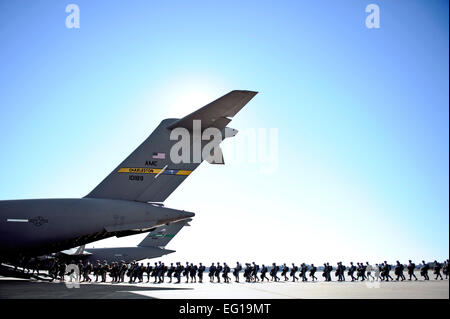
[154,75,230,118]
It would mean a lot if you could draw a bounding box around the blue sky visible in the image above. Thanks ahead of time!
[0,0,448,265]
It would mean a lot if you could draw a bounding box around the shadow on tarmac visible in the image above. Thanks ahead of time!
[0,280,193,299]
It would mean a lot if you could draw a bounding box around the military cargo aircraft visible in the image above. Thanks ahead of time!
[0,90,257,277]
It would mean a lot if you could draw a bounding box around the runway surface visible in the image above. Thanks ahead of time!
[0,271,448,299]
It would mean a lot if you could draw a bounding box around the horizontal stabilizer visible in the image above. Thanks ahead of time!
[167,90,257,131]
[138,219,191,248]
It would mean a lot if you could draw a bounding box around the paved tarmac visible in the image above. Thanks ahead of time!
[0,271,448,299]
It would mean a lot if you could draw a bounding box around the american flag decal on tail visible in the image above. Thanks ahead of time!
[152,152,165,159]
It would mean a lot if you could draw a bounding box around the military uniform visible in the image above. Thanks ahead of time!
[270,263,279,282]
[443,260,448,279]
[209,263,216,283]
[167,263,175,283]
[433,261,443,280]
[215,262,223,283]
[420,261,430,280]
[223,263,230,283]
[290,263,298,282]
[281,263,289,281]
[407,260,417,281]
[252,262,259,282]
[198,263,206,283]
[309,264,317,281]
[189,263,197,283]
[260,264,269,281]
[348,262,356,281]
[233,262,242,283]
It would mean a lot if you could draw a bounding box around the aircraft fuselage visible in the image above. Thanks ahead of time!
[0,198,193,260]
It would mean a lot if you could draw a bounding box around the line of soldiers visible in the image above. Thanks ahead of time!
[28,258,450,284]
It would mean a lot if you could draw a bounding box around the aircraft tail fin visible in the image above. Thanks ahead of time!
[137,219,190,248]
[85,90,257,202]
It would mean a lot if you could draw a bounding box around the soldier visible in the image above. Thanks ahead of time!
[145,262,152,283]
[335,262,341,281]
[281,263,289,281]
[399,262,406,281]
[127,261,134,283]
[443,260,448,279]
[151,261,159,283]
[406,260,417,281]
[115,262,121,283]
[167,263,175,283]
[48,259,58,281]
[366,262,374,281]
[189,263,197,283]
[252,262,260,282]
[309,264,317,282]
[58,261,66,281]
[260,264,269,282]
[355,263,361,281]
[348,262,356,281]
[360,262,367,281]
[337,262,345,282]
[377,263,384,281]
[120,261,127,283]
[139,262,145,283]
[84,261,93,282]
[132,261,138,283]
[185,262,192,283]
[383,261,394,281]
[215,262,223,283]
[290,263,298,282]
[223,263,231,283]
[132,261,139,283]
[243,263,251,282]
[394,261,405,281]
[233,262,242,283]
[149,262,157,283]
[183,262,190,283]
[373,263,380,281]
[301,263,308,282]
[420,260,429,280]
[198,263,206,283]
[77,261,84,282]
[93,260,100,282]
[159,262,167,283]
[101,260,109,282]
[270,263,280,282]
[322,263,329,282]
[248,263,255,282]
[175,262,183,283]
[109,262,115,283]
[154,261,161,283]
[209,263,216,283]
[327,263,332,282]
[433,260,443,280]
